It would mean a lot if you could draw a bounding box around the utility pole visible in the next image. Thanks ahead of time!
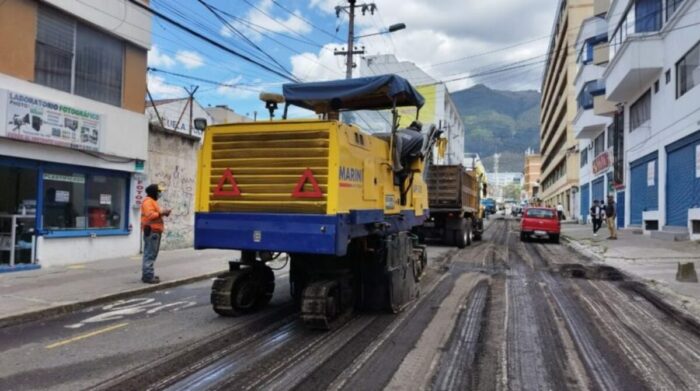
[334,1,375,79]
[185,85,199,136]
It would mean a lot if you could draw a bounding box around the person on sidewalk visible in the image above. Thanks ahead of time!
[605,195,617,240]
[556,203,564,221]
[141,184,171,284]
[590,200,603,236]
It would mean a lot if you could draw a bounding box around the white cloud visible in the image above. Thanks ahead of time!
[147,74,182,98]
[216,76,265,100]
[308,0,556,91]
[147,45,175,68]
[221,0,311,41]
[176,50,205,69]
[290,43,346,82]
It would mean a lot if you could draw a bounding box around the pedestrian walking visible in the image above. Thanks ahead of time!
[141,184,171,284]
[556,202,564,221]
[605,195,617,240]
[590,200,603,236]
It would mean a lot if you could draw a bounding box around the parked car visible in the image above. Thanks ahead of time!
[520,207,560,243]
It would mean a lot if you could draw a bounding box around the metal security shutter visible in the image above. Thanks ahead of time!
[592,177,605,205]
[617,191,625,228]
[666,130,700,227]
[630,152,659,225]
[581,183,590,223]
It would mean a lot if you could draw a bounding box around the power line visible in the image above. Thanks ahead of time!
[241,0,327,46]
[269,0,339,40]
[198,0,296,80]
[127,0,299,82]
[148,67,264,92]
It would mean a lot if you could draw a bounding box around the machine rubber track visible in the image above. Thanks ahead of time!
[301,279,353,330]
[211,265,274,316]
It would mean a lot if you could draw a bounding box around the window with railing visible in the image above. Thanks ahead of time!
[577,80,605,111]
[630,89,652,131]
[666,0,685,20]
[609,0,664,60]
[677,40,700,98]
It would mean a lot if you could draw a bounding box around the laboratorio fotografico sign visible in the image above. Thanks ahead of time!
[4,90,102,152]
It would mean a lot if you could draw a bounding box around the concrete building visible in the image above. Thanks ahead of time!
[539,0,594,220]
[359,54,465,165]
[523,151,542,200]
[603,0,700,240]
[0,0,150,269]
[206,105,253,124]
[573,0,621,223]
[485,172,523,201]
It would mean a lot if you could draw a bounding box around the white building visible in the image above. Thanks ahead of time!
[0,0,151,268]
[573,1,620,224]
[604,0,700,239]
[359,54,465,165]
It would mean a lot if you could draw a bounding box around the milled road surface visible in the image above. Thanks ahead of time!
[2,219,700,391]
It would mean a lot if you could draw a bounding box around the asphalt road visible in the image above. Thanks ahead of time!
[2,219,700,391]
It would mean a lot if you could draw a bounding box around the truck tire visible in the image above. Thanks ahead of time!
[455,219,471,248]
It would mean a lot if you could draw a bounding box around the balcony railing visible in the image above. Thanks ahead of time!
[609,0,685,60]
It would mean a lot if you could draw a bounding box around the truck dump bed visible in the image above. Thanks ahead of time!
[426,165,479,211]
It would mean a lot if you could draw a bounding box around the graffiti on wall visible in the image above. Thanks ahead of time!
[148,132,198,249]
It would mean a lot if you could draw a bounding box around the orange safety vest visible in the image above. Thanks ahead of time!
[141,197,164,233]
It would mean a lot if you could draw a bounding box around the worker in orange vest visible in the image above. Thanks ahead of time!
[141,184,171,283]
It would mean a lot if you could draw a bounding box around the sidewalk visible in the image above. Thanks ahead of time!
[562,224,700,317]
[0,248,234,328]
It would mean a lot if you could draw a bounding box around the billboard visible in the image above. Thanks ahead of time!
[4,90,102,152]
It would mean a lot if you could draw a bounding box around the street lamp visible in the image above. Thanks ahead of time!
[354,23,406,39]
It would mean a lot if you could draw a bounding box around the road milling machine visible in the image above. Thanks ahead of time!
[193,75,442,329]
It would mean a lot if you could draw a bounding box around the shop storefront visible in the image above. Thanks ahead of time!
[0,82,147,270]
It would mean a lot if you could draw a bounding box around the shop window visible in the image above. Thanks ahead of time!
[87,175,126,229]
[35,5,124,106]
[630,90,651,131]
[42,168,128,233]
[677,40,700,98]
[43,171,86,230]
[0,165,38,265]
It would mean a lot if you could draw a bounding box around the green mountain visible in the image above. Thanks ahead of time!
[451,84,541,172]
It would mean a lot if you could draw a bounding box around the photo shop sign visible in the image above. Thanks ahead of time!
[3,89,103,152]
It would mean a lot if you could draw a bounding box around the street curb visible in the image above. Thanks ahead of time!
[0,270,227,330]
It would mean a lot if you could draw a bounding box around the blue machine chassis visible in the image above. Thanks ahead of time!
[194,210,427,256]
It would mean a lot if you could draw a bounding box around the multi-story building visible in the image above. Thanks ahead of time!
[523,151,542,200]
[359,54,465,165]
[0,0,151,269]
[604,0,700,240]
[573,0,621,223]
[540,0,594,220]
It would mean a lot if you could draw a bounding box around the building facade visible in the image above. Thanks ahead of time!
[540,0,594,220]
[523,152,542,200]
[573,0,622,223]
[603,0,700,239]
[359,55,465,165]
[0,0,150,268]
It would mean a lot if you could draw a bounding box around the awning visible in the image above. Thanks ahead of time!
[282,74,425,113]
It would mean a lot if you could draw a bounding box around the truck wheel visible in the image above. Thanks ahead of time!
[520,232,528,242]
[455,226,469,249]
[551,234,560,244]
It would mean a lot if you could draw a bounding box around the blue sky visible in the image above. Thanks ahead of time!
[147,0,556,119]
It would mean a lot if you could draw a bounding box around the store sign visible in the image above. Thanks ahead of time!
[132,174,146,209]
[43,173,86,184]
[647,161,655,187]
[592,150,612,175]
[4,90,102,152]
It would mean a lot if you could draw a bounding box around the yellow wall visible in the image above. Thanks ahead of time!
[398,84,436,127]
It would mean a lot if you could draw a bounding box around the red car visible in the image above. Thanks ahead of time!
[520,207,561,243]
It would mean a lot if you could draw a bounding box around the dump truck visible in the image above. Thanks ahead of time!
[192,75,441,330]
[418,165,485,248]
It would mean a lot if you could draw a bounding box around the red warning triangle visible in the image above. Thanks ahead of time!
[292,168,323,198]
[213,168,241,197]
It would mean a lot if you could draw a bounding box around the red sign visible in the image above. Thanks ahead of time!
[292,168,323,198]
[213,168,241,197]
[592,150,612,175]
